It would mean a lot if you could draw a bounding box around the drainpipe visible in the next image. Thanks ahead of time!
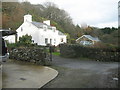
[15,33,17,43]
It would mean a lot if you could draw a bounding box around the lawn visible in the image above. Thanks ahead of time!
[52,52,60,56]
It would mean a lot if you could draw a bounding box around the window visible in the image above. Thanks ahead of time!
[61,38,64,42]
[52,27,56,32]
[32,40,34,43]
[53,28,55,32]
[50,39,52,44]
[80,41,92,45]
[44,27,47,31]
[21,27,23,32]
[45,38,48,44]
[43,26,47,31]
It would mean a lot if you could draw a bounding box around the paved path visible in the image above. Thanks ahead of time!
[1,59,58,88]
[42,55,118,88]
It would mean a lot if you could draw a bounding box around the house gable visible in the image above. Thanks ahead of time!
[17,22,38,34]
[76,35,100,45]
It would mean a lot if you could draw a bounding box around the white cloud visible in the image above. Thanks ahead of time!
[2,0,19,2]
[95,21,118,28]
[26,0,119,28]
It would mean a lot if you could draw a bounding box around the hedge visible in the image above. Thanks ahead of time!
[59,44,119,62]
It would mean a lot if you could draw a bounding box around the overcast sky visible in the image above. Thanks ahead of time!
[4,0,119,28]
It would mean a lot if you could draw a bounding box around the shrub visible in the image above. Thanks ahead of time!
[18,34,32,46]
[59,44,119,62]
[60,44,76,58]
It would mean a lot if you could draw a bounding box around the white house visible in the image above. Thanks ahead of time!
[76,35,100,45]
[5,14,67,46]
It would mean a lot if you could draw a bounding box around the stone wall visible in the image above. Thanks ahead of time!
[60,44,119,62]
[9,47,52,65]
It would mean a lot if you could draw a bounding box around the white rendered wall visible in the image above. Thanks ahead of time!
[6,13,67,46]
[16,22,67,46]
[17,22,40,44]
[4,35,16,43]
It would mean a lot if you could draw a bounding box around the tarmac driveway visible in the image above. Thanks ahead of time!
[42,55,119,88]
[1,59,58,88]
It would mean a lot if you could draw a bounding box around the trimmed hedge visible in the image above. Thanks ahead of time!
[60,44,119,62]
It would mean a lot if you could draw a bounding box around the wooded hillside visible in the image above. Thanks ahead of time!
[2,1,119,47]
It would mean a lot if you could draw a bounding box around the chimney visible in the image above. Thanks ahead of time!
[43,20,50,26]
[24,14,32,22]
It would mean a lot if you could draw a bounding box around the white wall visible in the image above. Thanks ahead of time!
[16,22,67,46]
[17,22,39,43]
[43,20,50,26]
[4,35,16,43]
[6,14,67,46]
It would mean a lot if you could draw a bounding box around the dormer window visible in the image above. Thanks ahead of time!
[44,27,47,31]
[52,27,56,32]
[53,28,56,32]
[43,26,47,31]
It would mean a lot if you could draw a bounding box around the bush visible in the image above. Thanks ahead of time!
[7,34,36,50]
[60,44,76,58]
[18,34,33,46]
[59,44,119,62]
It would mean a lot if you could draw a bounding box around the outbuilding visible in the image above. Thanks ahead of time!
[76,35,100,45]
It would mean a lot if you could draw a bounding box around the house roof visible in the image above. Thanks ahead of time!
[76,35,100,41]
[0,29,17,37]
[31,21,65,36]
[32,21,49,28]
